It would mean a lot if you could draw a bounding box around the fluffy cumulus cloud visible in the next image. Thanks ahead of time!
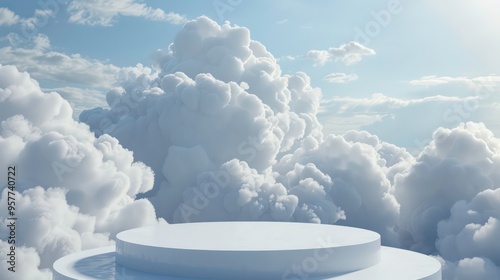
[438,256,500,280]
[0,8,21,26]
[437,189,500,264]
[0,33,140,88]
[68,0,187,26]
[435,184,500,279]
[2,15,500,280]
[307,41,375,66]
[394,123,500,277]
[0,64,160,279]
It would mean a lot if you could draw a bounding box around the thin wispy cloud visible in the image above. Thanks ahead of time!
[324,73,358,84]
[67,0,187,26]
[1,1,500,278]
[0,33,143,88]
[0,7,21,26]
[308,41,375,66]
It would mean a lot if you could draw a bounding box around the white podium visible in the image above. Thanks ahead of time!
[53,222,441,279]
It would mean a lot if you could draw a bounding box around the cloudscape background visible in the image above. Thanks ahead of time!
[0,0,499,279]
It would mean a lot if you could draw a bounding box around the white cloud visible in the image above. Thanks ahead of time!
[0,42,117,88]
[0,8,21,26]
[395,123,500,252]
[276,19,288,24]
[274,134,402,245]
[67,0,187,26]
[22,9,55,31]
[79,17,332,223]
[0,240,52,280]
[0,187,114,270]
[437,188,500,264]
[324,73,359,84]
[318,92,500,148]
[31,33,50,50]
[277,55,299,62]
[43,86,107,119]
[395,123,500,277]
[410,75,500,88]
[0,64,161,278]
[307,41,375,66]
[0,33,152,89]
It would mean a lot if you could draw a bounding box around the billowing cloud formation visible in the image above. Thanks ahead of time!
[44,86,108,119]
[439,256,500,280]
[435,187,500,279]
[0,64,160,279]
[79,17,500,279]
[78,17,500,278]
[0,187,113,273]
[437,188,500,264]
[0,240,51,280]
[307,41,375,66]
[68,0,187,26]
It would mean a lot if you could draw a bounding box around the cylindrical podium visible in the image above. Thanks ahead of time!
[53,222,442,279]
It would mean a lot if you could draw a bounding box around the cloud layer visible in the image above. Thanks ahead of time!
[307,41,375,66]
[0,64,161,279]
[68,0,187,26]
[324,73,359,84]
[1,16,499,280]
[80,17,500,279]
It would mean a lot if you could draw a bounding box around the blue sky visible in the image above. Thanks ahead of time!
[0,0,499,148]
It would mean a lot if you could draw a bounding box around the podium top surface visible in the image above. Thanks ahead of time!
[116,221,380,251]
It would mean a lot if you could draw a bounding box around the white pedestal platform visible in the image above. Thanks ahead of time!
[53,222,442,279]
